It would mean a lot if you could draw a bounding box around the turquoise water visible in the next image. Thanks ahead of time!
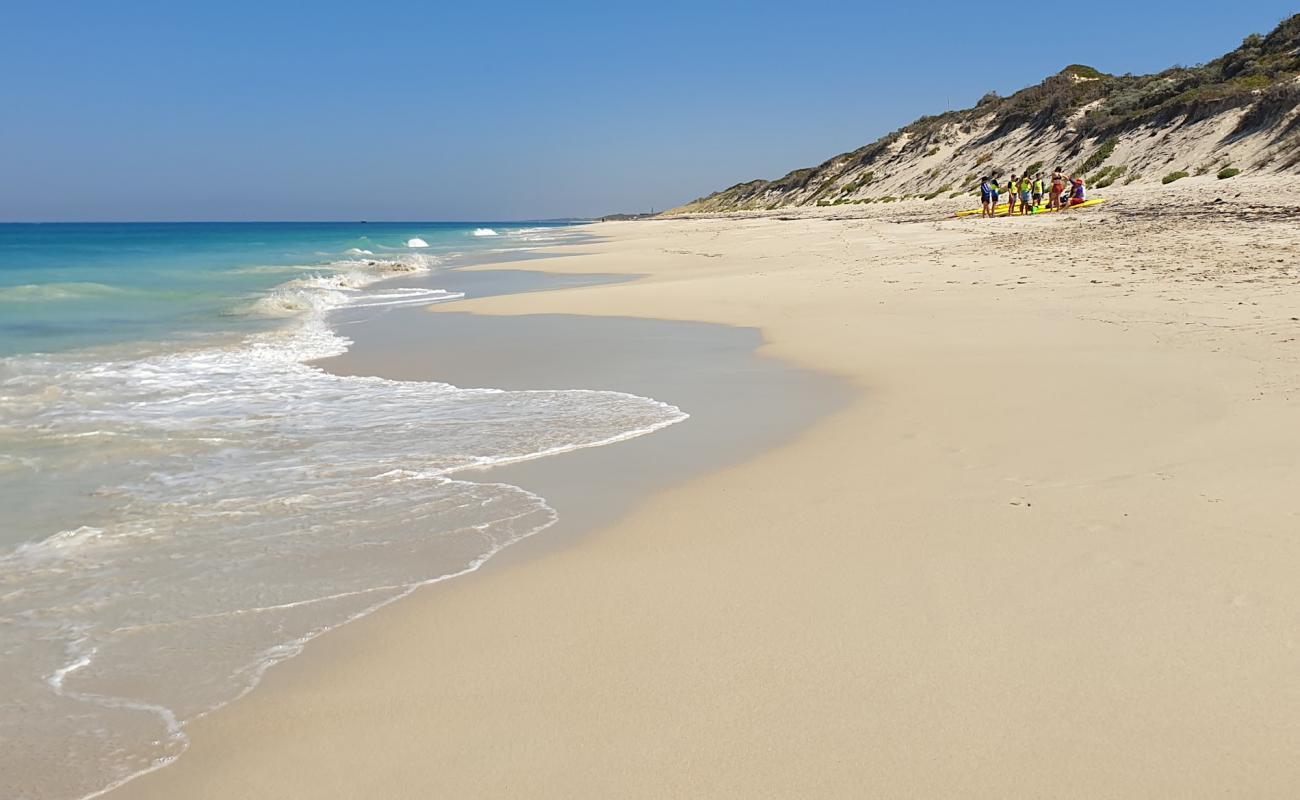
[0,221,688,800]
[0,222,541,356]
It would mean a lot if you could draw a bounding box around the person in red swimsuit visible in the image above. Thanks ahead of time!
[1049,167,1066,211]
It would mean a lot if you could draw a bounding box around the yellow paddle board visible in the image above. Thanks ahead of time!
[956,198,1106,218]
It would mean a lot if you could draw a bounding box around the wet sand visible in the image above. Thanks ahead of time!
[117,264,847,800]
[323,304,848,560]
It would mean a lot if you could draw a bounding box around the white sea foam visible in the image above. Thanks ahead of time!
[345,287,462,309]
[235,256,440,318]
[406,237,430,248]
[506,225,587,243]
[0,248,687,800]
[472,228,499,237]
[344,248,375,255]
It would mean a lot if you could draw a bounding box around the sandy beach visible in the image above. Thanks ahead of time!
[115,176,1300,798]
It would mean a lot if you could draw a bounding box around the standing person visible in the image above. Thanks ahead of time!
[990,173,1002,215]
[1031,174,1044,210]
[979,176,994,218]
[1006,174,1019,216]
[1019,174,1033,215]
[1050,166,1066,211]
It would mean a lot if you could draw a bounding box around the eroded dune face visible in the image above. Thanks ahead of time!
[672,17,1300,215]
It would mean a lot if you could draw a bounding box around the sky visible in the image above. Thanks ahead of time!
[2,1,1295,221]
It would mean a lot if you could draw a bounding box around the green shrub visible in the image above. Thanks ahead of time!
[1162,170,1189,184]
[976,153,992,165]
[1217,167,1241,179]
[1124,172,1142,185]
[949,191,964,199]
[1090,165,1125,185]
[1064,64,1105,80]
[926,147,940,157]
[880,196,897,203]
[1025,160,1044,177]
[1079,139,1117,174]
[923,184,954,200]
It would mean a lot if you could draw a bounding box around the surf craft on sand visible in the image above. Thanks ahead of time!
[964,166,1103,219]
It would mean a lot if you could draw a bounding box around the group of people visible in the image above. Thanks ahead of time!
[978,167,1087,218]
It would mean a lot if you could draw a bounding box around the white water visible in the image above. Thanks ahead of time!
[0,251,686,799]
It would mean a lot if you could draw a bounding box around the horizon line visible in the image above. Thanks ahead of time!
[0,218,598,225]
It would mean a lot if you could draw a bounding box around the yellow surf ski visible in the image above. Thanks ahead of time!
[956,198,1106,218]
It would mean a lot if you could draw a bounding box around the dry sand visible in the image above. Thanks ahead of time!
[116,175,1300,798]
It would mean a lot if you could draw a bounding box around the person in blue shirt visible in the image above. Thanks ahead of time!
[980,176,994,218]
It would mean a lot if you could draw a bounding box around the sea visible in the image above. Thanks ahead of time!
[0,222,686,799]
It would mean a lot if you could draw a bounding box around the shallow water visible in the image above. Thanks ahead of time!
[0,222,686,799]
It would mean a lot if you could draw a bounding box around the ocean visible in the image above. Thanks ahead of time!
[0,222,687,799]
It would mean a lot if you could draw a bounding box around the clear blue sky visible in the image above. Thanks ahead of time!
[2,1,1294,221]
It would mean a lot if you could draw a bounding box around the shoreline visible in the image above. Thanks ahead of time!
[321,307,847,564]
[117,179,1300,797]
[112,239,847,800]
